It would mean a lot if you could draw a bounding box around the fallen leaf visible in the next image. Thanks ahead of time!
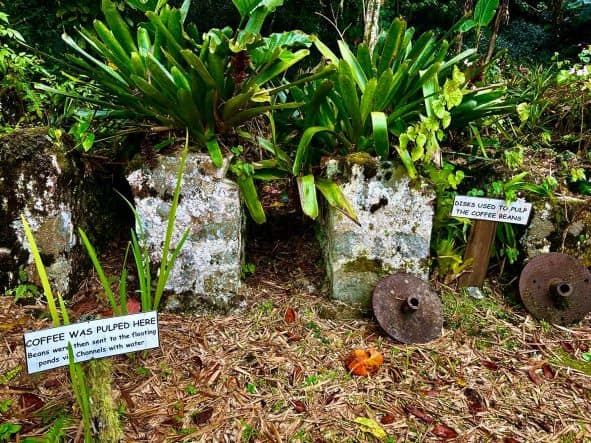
[20,393,44,412]
[528,362,554,385]
[464,388,486,413]
[324,392,338,405]
[101,298,141,316]
[380,414,396,425]
[345,345,384,376]
[125,298,141,314]
[432,423,458,439]
[481,360,500,370]
[70,298,101,316]
[542,363,555,380]
[404,405,434,424]
[292,400,306,413]
[191,355,204,370]
[191,407,213,425]
[289,366,303,385]
[284,307,296,324]
[286,331,302,342]
[528,366,543,385]
[419,389,439,398]
[580,342,589,352]
[120,389,135,410]
[504,437,521,443]
[354,417,387,440]
[43,378,60,388]
[561,341,575,354]
[0,321,23,332]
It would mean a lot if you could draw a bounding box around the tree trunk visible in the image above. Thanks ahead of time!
[363,0,383,53]
[551,0,564,36]
[485,0,509,64]
[456,0,474,54]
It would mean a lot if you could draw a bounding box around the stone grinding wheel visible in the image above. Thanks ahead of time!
[372,273,443,344]
[519,252,591,325]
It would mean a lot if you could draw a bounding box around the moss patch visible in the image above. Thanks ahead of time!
[342,256,383,273]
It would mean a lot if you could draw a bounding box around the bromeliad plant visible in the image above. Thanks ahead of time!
[286,13,513,220]
[37,0,332,223]
[287,18,473,218]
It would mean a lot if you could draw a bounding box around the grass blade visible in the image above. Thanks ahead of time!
[79,229,120,316]
[20,215,59,326]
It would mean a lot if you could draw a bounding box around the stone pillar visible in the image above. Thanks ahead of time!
[521,197,591,265]
[0,128,129,296]
[127,153,242,311]
[321,154,434,310]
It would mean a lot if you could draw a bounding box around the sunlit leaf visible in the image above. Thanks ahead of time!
[354,417,387,440]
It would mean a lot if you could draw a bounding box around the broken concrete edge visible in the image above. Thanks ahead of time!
[318,155,435,312]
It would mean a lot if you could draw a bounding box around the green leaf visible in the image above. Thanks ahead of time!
[354,417,387,441]
[205,139,224,168]
[516,102,530,123]
[297,175,319,219]
[20,215,59,326]
[356,43,373,78]
[371,112,389,159]
[253,48,309,86]
[93,19,133,71]
[312,35,339,64]
[338,40,367,91]
[237,174,266,224]
[378,18,406,73]
[458,18,478,32]
[79,229,120,316]
[316,178,358,224]
[293,126,334,175]
[242,0,284,35]
[443,78,463,108]
[474,0,500,27]
[102,0,137,53]
[395,144,417,178]
[360,78,377,126]
[421,68,440,118]
[338,67,362,141]
[181,49,216,88]
[62,32,127,84]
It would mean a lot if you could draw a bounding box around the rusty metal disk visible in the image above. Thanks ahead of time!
[372,273,443,344]
[519,253,591,325]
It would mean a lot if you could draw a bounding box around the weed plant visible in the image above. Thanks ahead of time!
[20,216,94,443]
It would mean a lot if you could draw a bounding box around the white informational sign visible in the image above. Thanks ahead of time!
[451,195,532,225]
[23,311,159,374]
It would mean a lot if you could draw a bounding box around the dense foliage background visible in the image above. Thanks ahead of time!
[3,0,590,59]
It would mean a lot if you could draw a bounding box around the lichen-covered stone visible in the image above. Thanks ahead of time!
[127,153,242,311]
[321,157,434,310]
[0,128,128,295]
[522,196,591,265]
[521,202,555,258]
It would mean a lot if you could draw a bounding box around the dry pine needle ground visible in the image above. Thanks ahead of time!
[1,234,590,442]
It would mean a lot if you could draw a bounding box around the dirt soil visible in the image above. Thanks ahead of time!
[1,227,590,443]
